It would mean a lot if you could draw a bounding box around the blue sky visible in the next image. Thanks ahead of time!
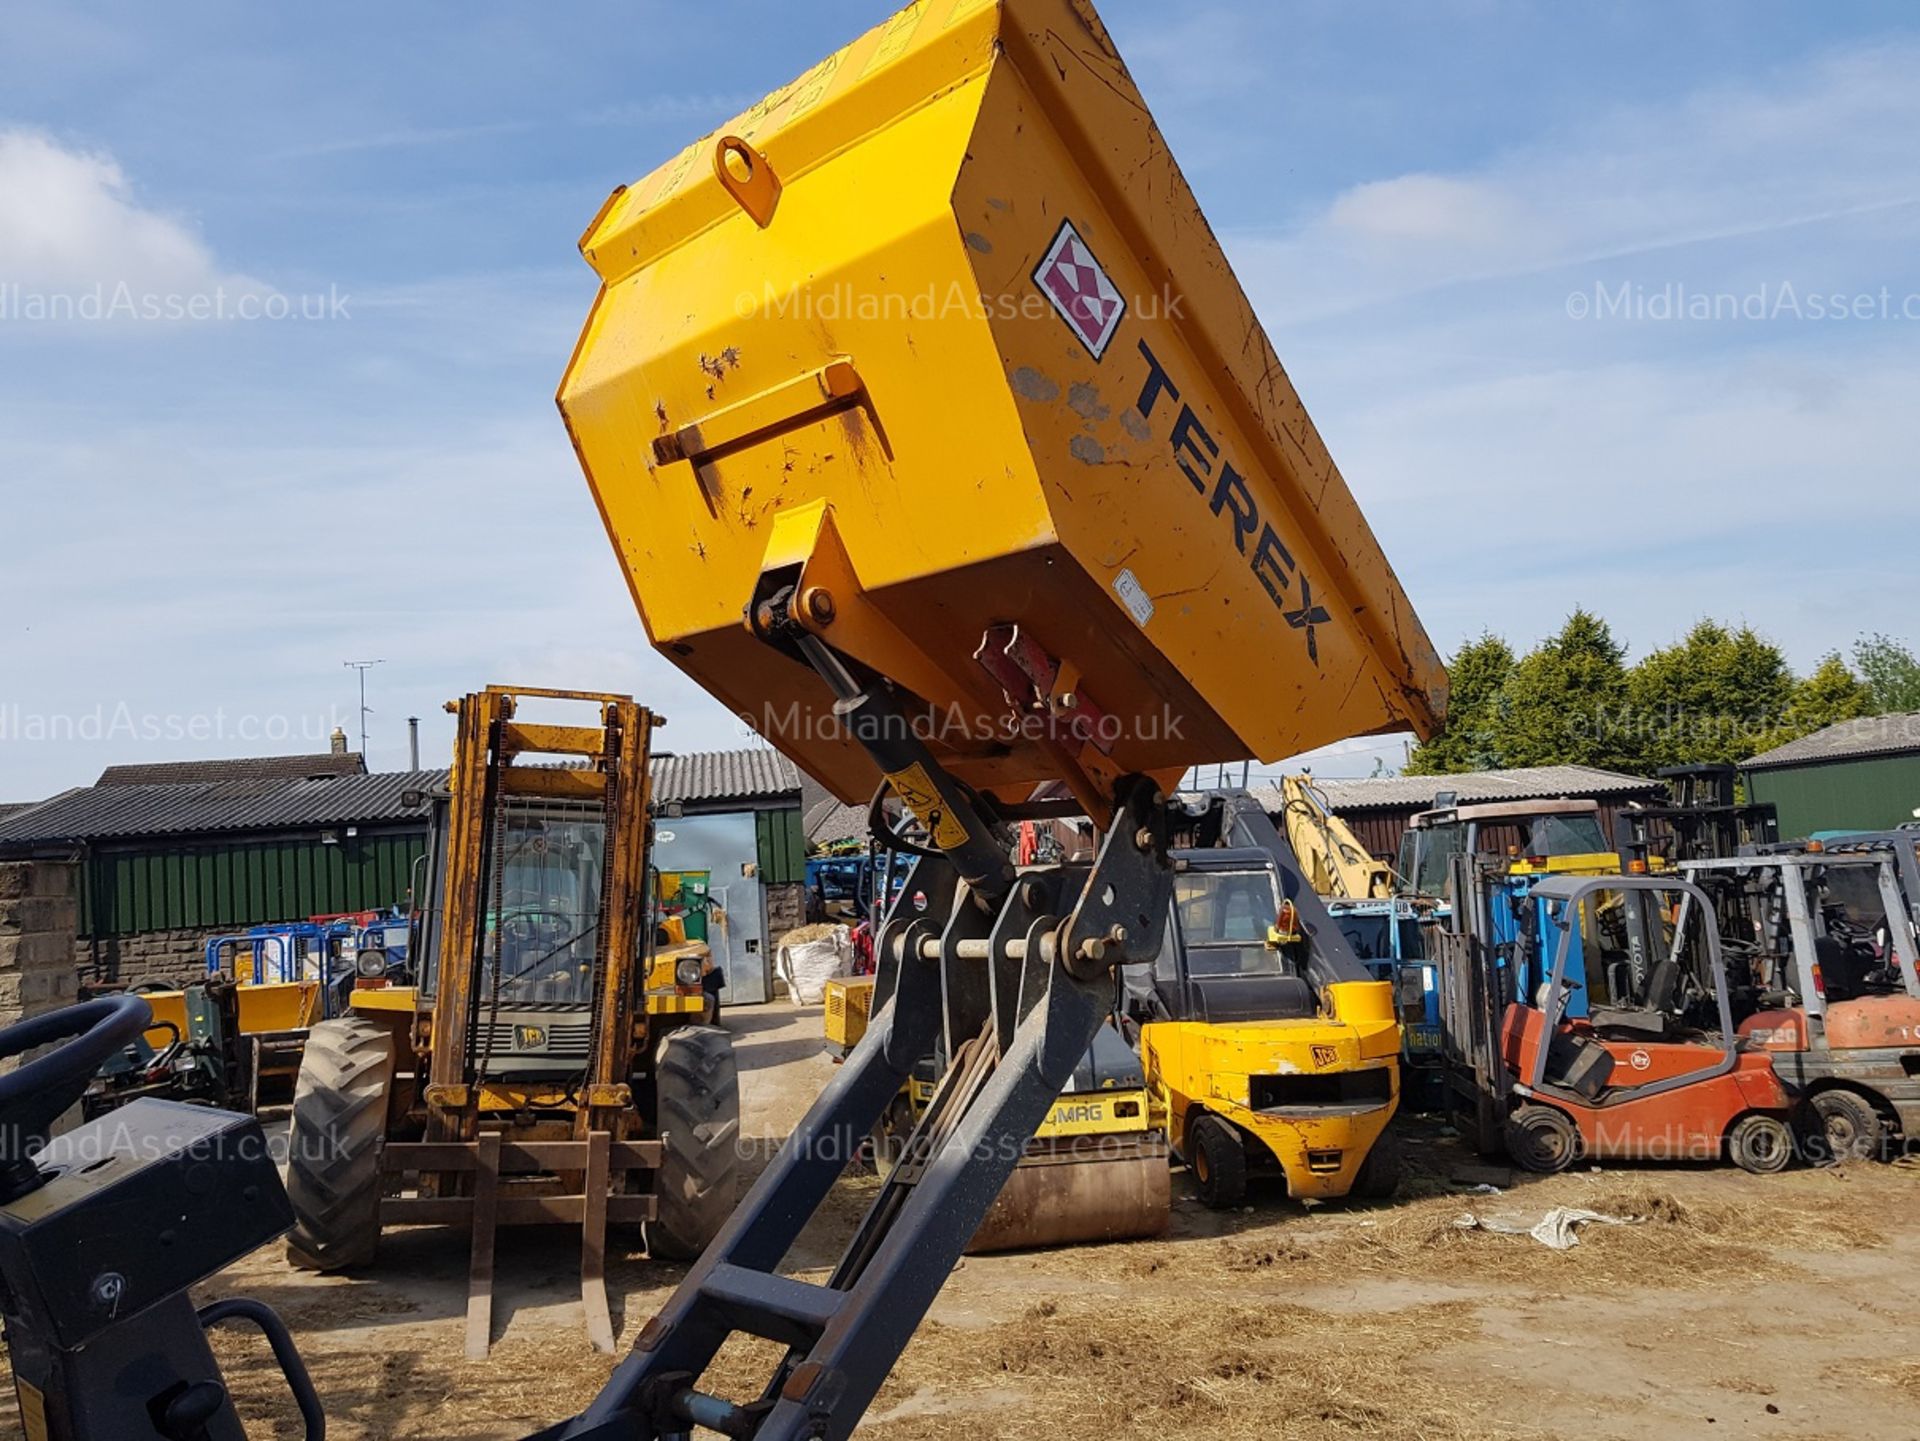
[3,1,1917,796]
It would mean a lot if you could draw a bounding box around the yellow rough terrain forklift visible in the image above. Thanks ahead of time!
[281,686,740,1356]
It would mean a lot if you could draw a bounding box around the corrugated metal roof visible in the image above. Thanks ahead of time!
[97,753,366,786]
[1264,765,1662,814]
[0,744,806,853]
[0,770,448,848]
[1742,712,1920,771]
[805,798,868,845]
[651,748,802,805]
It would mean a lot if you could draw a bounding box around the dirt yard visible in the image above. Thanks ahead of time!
[8,1001,1919,1440]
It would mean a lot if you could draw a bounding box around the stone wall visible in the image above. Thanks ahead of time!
[0,859,80,1038]
[76,928,209,987]
[764,881,806,942]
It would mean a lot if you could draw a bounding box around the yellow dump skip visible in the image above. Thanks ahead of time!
[561,0,1447,805]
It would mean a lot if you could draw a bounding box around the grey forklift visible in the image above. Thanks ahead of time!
[1681,838,1920,1159]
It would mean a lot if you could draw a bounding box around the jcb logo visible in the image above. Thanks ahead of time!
[1310,1045,1339,1069]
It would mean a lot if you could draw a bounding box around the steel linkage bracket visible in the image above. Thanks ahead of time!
[1060,775,1171,980]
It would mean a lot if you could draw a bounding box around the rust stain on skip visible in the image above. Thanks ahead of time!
[1067,381,1110,422]
[1010,366,1060,403]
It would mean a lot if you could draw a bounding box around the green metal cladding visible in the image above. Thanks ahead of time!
[79,830,427,938]
[1743,754,1920,838]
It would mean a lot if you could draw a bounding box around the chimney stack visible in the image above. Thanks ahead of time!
[329,727,349,756]
[408,717,421,772]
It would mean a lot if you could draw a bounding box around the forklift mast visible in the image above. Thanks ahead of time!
[424,685,658,1143]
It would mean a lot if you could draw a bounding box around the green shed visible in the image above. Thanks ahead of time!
[0,755,438,982]
[0,744,811,988]
[1741,713,1920,839]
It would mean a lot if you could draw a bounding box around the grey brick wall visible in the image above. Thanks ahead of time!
[0,859,81,1040]
[765,881,806,940]
[76,929,208,987]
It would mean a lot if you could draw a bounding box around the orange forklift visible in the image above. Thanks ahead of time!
[1449,868,1798,1173]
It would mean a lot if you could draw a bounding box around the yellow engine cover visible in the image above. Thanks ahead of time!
[1143,981,1402,1200]
[559,0,1446,806]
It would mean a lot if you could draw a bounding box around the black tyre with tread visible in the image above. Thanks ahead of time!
[1189,1113,1248,1209]
[1349,1127,1403,1200]
[285,1016,396,1271]
[649,1025,741,1260]
[1506,1104,1580,1174]
[1807,1089,1885,1164]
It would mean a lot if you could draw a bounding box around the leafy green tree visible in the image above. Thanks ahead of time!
[1853,633,1920,715]
[1624,621,1795,768]
[1405,633,1514,775]
[1487,610,1645,771]
[1750,653,1872,754]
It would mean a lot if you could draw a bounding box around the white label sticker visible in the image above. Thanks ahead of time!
[1113,568,1154,627]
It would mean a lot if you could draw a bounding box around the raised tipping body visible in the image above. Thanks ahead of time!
[547,1,1446,1436]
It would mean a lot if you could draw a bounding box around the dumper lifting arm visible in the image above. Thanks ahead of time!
[544,0,1446,1434]
[533,619,1175,1440]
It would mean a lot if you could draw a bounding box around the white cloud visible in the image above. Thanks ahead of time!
[1232,41,1920,322]
[0,127,263,302]
[1204,36,1920,681]
[1326,174,1539,251]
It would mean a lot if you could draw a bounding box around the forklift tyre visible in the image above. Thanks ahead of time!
[1804,1090,1885,1165]
[1727,1112,1794,1175]
[285,1016,396,1271]
[1349,1128,1403,1200]
[648,1025,742,1260]
[1505,1104,1579,1174]
[1188,1114,1248,1209]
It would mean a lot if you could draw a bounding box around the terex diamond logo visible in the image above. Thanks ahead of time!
[1033,220,1126,360]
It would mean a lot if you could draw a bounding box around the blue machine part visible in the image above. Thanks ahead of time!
[203,909,410,1020]
[1327,897,1442,1051]
[1488,874,1591,1017]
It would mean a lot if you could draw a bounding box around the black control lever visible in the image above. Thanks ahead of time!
[0,993,151,1202]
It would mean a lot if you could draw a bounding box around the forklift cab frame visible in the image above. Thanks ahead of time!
[1523,873,1740,1106]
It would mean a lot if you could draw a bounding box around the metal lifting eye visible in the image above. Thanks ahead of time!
[713,135,780,227]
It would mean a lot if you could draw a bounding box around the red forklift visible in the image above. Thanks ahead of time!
[1443,867,1799,1173]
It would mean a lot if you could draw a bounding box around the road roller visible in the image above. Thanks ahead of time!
[829,965,1169,1252]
